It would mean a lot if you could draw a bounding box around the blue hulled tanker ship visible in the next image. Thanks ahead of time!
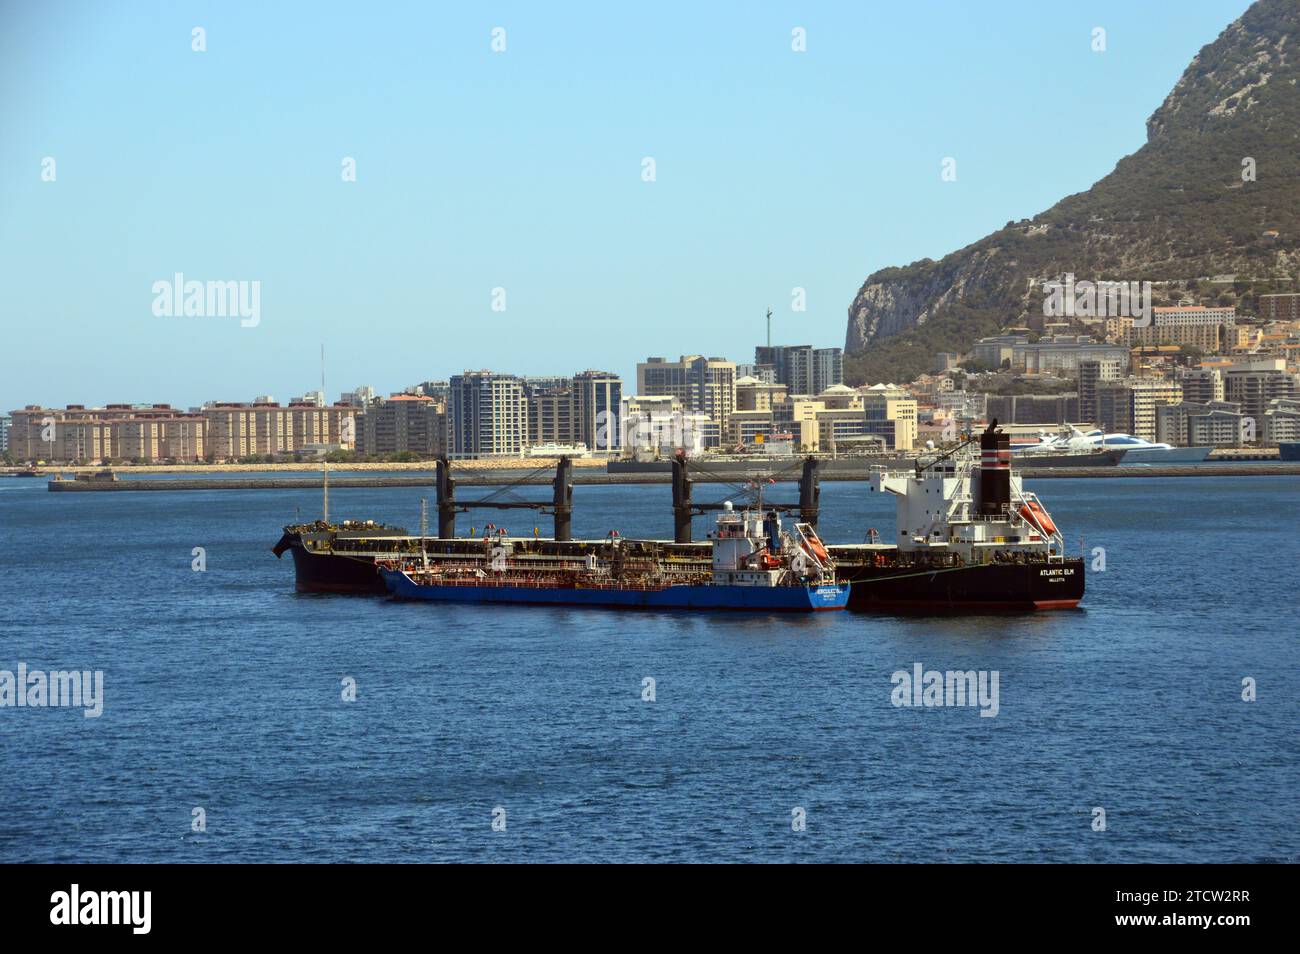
[378,503,849,612]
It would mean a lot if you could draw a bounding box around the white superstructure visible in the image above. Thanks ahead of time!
[707,502,836,586]
[869,431,1067,565]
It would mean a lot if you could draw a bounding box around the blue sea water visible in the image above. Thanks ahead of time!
[0,474,1296,863]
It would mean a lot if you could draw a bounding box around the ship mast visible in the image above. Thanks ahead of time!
[321,344,329,524]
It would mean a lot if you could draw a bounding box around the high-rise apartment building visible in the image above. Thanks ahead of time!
[752,345,843,396]
[1096,379,1183,441]
[1078,358,1123,425]
[636,355,736,442]
[448,371,529,458]
[1222,361,1300,424]
[811,348,844,394]
[572,370,622,452]
[526,385,576,447]
[753,345,809,394]
[1178,368,1225,404]
[358,394,445,457]
[340,385,377,408]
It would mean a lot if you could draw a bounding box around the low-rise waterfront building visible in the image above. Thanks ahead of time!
[1156,401,1244,448]
[619,395,709,456]
[728,409,775,447]
[1262,398,1300,444]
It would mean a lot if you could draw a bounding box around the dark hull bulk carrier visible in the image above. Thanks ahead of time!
[837,422,1084,610]
[272,426,1083,612]
[272,526,1082,610]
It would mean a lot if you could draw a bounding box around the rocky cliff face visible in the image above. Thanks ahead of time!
[845,0,1300,384]
[845,250,1013,354]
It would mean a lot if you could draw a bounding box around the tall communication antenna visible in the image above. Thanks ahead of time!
[765,307,773,348]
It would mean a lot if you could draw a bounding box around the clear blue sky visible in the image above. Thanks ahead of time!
[0,0,1253,410]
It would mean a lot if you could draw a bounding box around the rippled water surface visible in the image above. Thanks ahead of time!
[1,474,1296,862]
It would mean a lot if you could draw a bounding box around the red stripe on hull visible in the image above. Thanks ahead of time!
[851,598,1081,613]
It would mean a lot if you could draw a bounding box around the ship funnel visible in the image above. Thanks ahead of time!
[977,421,1011,517]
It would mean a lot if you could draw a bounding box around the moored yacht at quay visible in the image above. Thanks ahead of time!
[1014,424,1210,464]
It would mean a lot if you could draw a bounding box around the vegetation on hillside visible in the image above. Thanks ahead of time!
[845,0,1300,385]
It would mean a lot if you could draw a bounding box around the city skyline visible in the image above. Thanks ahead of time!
[0,0,1253,411]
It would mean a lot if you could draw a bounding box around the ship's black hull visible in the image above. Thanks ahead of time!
[272,531,389,594]
[839,557,1084,612]
[275,528,1086,610]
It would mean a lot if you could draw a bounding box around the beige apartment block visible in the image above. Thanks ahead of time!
[735,376,787,412]
[1126,306,1235,352]
[6,404,206,462]
[860,384,918,451]
[727,409,775,446]
[203,402,357,459]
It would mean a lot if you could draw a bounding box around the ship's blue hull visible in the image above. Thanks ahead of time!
[379,569,849,611]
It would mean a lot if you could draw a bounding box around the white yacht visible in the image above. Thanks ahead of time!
[1016,426,1210,464]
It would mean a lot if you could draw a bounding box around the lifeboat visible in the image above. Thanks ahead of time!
[1018,499,1057,537]
[801,528,831,564]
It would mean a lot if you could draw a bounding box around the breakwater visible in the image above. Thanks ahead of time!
[43,462,1300,491]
